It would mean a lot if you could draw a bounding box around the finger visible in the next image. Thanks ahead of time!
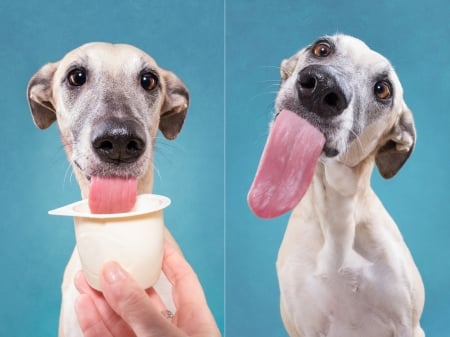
[163,238,208,309]
[75,268,168,317]
[145,286,168,313]
[75,294,114,337]
[100,261,182,337]
[75,270,102,298]
[75,271,136,337]
[164,227,182,254]
[162,239,220,336]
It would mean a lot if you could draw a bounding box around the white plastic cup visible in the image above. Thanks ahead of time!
[49,194,171,291]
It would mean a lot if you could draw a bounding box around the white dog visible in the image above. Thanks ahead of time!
[249,35,425,337]
[27,43,189,337]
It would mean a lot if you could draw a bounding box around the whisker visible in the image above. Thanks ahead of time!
[63,162,73,187]
[259,79,282,85]
[70,170,75,186]
[259,65,283,70]
[339,126,364,160]
[348,128,364,156]
[153,163,162,184]
[248,90,278,103]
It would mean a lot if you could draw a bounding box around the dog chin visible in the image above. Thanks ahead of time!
[323,146,339,157]
[84,172,140,182]
[73,161,144,192]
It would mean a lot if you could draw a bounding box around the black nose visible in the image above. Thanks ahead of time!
[91,118,146,164]
[297,65,349,117]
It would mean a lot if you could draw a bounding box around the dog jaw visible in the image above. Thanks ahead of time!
[70,158,154,200]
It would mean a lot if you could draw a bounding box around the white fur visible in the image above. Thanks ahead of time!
[28,43,188,337]
[275,35,425,337]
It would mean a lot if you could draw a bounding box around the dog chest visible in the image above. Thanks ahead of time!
[278,249,415,337]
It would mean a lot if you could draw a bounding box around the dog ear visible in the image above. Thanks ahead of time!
[27,62,58,130]
[159,70,189,140]
[280,52,300,81]
[375,107,416,179]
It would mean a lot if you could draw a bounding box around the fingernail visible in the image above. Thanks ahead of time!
[103,261,126,284]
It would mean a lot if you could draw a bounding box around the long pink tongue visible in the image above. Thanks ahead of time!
[88,176,138,214]
[248,110,325,219]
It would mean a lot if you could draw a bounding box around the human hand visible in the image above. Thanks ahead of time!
[74,234,221,337]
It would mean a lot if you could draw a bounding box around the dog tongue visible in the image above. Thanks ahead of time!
[88,176,138,214]
[248,109,325,219]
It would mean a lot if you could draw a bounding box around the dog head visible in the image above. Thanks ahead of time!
[27,42,189,197]
[276,34,415,178]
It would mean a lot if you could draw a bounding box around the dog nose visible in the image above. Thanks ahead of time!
[91,118,146,164]
[297,65,349,117]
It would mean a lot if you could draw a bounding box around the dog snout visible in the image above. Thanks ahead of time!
[297,65,349,117]
[91,118,146,164]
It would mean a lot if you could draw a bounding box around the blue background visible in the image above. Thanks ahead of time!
[0,1,224,336]
[1,1,449,337]
[226,1,450,337]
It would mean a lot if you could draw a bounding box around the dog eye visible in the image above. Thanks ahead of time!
[312,42,332,57]
[374,80,392,99]
[140,72,158,91]
[67,68,86,86]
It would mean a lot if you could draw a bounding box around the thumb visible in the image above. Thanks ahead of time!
[100,261,182,337]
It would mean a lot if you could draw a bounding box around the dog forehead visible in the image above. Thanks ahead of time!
[59,42,159,73]
[297,35,388,69]
[334,35,389,68]
[292,34,401,90]
[290,35,386,72]
[334,36,404,100]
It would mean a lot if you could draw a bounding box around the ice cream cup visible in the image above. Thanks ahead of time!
[49,194,170,291]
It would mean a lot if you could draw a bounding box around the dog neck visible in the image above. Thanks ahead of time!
[305,156,374,270]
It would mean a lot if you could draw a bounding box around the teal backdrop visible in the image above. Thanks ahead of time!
[1,1,449,337]
[226,1,449,337]
[0,1,224,336]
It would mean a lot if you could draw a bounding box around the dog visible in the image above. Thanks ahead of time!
[248,35,425,337]
[27,42,189,337]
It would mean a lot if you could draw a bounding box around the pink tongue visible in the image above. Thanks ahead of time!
[248,109,325,219]
[88,176,138,214]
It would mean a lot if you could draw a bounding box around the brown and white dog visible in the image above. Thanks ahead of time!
[249,35,425,337]
[27,42,189,337]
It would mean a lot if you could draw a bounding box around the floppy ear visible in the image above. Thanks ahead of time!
[375,106,416,179]
[27,62,58,130]
[280,52,300,81]
[159,70,189,140]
